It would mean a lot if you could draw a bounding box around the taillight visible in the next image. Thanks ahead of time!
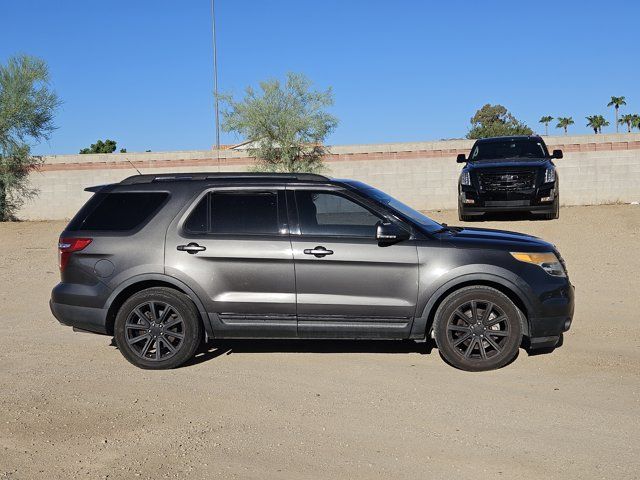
[58,237,92,271]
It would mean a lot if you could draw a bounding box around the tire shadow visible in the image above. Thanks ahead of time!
[182,338,437,368]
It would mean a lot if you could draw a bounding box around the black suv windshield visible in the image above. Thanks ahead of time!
[470,139,549,161]
[345,181,443,234]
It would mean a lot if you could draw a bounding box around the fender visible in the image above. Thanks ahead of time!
[410,269,535,339]
[104,273,214,337]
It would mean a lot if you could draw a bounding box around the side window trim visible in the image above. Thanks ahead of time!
[181,187,288,237]
[285,189,301,235]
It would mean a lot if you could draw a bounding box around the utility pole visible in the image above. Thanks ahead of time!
[211,0,220,162]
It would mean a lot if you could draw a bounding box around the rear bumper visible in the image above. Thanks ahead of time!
[50,299,109,334]
[50,282,110,335]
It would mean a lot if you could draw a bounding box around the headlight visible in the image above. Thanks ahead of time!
[544,167,556,183]
[460,171,471,186]
[510,252,566,277]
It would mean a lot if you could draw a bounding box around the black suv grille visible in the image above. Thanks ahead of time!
[479,170,536,191]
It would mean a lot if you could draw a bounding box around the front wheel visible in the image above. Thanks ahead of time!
[114,287,203,369]
[458,205,475,222]
[433,286,522,371]
[543,196,560,220]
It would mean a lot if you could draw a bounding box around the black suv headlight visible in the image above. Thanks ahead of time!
[511,252,566,277]
[460,171,471,186]
[544,167,556,183]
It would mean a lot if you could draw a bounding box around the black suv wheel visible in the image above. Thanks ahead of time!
[114,287,203,369]
[458,205,475,222]
[542,196,560,220]
[433,286,522,371]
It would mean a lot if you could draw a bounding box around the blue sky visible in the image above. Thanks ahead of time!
[2,0,638,155]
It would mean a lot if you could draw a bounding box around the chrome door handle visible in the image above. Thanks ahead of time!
[177,242,206,254]
[303,246,334,258]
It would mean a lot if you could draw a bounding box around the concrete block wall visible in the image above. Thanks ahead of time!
[17,133,640,220]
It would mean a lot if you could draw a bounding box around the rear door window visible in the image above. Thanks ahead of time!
[67,192,168,231]
[184,191,281,235]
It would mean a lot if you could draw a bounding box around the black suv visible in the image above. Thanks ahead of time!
[457,136,563,221]
[50,173,574,371]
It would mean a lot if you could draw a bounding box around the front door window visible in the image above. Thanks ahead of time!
[295,190,382,237]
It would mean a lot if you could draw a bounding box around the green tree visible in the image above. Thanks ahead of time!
[466,104,533,139]
[556,117,574,135]
[538,115,554,136]
[0,55,59,221]
[607,96,626,133]
[79,139,117,154]
[220,72,338,173]
[618,114,636,133]
[632,114,640,132]
[586,115,609,134]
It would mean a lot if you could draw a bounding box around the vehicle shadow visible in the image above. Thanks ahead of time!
[108,337,556,369]
[183,338,437,367]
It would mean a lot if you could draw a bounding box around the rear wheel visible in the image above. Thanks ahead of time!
[114,287,203,369]
[433,286,522,371]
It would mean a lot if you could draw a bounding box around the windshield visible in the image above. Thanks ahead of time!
[470,140,548,161]
[345,181,443,234]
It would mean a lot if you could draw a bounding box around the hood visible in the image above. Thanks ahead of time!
[466,158,549,170]
[438,226,555,252]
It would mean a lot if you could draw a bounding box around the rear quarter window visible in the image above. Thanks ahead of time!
[67,192,168,231]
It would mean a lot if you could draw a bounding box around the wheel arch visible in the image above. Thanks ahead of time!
[104,274,212,337]
[412,274,532,339]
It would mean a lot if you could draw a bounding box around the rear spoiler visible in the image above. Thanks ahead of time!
[84,184,113,193]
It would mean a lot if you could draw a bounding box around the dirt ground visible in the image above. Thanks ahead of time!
[1,204,639,479]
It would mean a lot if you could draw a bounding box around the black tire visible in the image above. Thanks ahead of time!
[114,287,203,369]
[433,286,522,371]
[458,206,475,222]
[543,196,560,220]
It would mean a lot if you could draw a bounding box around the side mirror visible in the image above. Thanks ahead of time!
[552,149,563,159]
[456,153,467,163]
[376,222,410,245]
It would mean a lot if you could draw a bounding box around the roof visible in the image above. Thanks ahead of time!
[474,135,543,143]
[118,172,331,185]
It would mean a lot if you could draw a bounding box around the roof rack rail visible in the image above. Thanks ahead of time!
[119,172,330,185]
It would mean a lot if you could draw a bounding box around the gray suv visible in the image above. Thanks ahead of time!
[50,173,574,371]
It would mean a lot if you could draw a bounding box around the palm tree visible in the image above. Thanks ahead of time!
[607,96,626,132]
[586,115,609,134]
[539,116,554,136]
[618,114,636,133]
[632,114,640,132]
[556,117,574,135]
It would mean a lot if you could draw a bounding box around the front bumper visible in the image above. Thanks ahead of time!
[526,282,574,350]
[459,183,556,214]
[460,203,556,215]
